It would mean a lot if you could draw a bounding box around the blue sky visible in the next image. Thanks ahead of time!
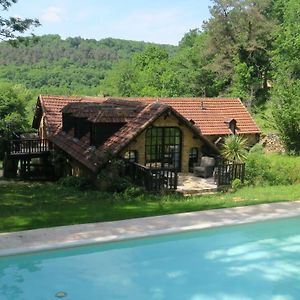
[5,0,212,45]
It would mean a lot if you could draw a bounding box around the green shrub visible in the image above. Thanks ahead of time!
[113,186,146,203]
[268,153,300,185]
[249,143,264,154]
[123,186,144,198]
[96,158,132,192]
[110,177,133,193]
[58,176,93,191]
[245,152,300,186]
[245,152,273,185]
[96,174,133,193]
[231,178,242,191]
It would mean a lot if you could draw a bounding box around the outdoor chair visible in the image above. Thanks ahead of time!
[193,156,216,178]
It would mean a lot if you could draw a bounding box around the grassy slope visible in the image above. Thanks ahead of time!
[0,182,300,233]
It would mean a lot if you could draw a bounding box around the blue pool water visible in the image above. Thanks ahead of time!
[1,217,300,300]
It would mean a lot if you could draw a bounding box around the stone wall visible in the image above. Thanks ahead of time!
[260,133,285,153]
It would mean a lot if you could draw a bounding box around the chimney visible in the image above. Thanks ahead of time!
[200,101,205,110]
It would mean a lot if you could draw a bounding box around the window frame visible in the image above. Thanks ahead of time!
[145,126,182,171]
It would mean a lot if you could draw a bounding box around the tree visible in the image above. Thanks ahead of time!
[173,31,225,97]
[230,58,260,107]
[271,0,300,154]
[272,81,300,153]
[99,59,137,96]
[202,0,276,106]
[0,0,40,41]
[100,45,185,97]
[0,83,32,160]
[0,83,31,134]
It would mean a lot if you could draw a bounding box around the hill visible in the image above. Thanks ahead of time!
[0,35,177,95]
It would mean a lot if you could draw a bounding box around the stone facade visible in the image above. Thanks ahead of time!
[120,113,204,173]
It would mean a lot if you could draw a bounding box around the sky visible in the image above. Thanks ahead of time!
[5,0,213,45]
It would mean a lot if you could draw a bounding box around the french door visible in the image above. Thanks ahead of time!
[145,127,182,171]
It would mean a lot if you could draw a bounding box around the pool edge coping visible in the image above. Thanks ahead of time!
[1,200,300,257]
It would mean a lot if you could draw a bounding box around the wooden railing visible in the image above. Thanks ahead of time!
[125,161,178,192]
[7,139,51,156]
[215,160,245,186]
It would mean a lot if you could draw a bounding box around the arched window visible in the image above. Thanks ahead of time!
[124,150,138,163]
[189,147,199,172]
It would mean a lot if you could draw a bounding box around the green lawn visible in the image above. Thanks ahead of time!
[1,182,300,233]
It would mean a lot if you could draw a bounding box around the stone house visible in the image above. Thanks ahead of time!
[32,95,260,179]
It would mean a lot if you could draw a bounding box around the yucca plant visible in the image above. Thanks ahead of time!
[221,135,248,162]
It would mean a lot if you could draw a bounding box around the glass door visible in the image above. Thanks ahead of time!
[145,127,181,171]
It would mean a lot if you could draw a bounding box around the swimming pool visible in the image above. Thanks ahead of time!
[1,217,300,300]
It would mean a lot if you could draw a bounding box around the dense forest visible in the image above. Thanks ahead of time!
[0,35,176,95]
[0,0,299,153]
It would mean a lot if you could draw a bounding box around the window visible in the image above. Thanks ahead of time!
[62,113,72,132]
[145,127,181,170]
[189,147,199,172]
[124,150,138,163]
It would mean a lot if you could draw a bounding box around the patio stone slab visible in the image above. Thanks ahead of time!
[177,173,218,194]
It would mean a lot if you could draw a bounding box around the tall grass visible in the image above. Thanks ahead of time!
[246,151,300,186]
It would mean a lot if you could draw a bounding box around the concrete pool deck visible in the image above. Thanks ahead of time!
[1,200,300,257]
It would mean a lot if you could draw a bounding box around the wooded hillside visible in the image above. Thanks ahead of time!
[0,35,176,95]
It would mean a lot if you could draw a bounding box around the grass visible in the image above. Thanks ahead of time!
[0,181,300,233]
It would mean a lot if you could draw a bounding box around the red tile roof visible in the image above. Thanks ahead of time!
[33,95,106,136]
[34,95,260,137]
[115,97,261,136]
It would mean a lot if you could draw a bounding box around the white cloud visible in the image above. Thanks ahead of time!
[41,6,64,23]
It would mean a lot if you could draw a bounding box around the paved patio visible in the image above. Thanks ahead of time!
[177,173,218,195]
[1,200,300,257]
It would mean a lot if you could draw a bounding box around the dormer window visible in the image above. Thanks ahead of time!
[90,122,126,147]
[62,113,73,133]
[73,118,90,140]
[225,118,237,134]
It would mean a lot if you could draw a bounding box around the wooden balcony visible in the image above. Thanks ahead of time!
[6,139,51,158]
